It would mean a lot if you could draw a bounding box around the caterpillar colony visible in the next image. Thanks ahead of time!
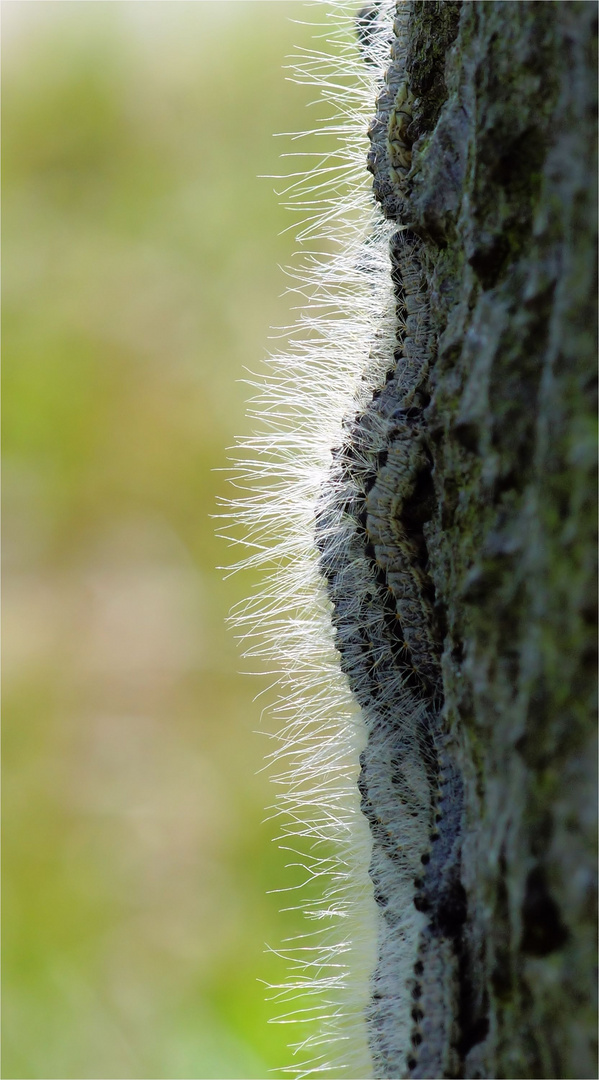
[223,4,462,1078]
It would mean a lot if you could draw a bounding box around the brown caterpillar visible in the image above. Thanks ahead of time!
[366,3,414,222]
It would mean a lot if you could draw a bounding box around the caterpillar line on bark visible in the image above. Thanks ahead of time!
[224,3,467,1077]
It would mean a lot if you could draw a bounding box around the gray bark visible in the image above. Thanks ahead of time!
[357,3,597,1077]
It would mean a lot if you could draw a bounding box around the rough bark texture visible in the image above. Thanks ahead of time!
[370,2,597,1077]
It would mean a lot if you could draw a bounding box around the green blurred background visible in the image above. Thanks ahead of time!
[2,4,345,1077]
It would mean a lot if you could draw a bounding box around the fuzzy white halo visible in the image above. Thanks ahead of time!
[219,4,401,1077]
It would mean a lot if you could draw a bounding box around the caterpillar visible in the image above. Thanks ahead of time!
[224,3,467,1078]
[315,213,472,1078]
[225,0,598,1077]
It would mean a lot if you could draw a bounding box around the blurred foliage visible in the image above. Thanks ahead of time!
[2,4,343,1077]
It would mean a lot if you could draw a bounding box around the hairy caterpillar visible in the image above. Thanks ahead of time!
[224,0,599,1077]
[224,3,465,1078]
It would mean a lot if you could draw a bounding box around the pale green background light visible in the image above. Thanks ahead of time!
[2,4,342,1077]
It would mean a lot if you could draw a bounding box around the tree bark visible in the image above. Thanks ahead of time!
[363,3,597,1076]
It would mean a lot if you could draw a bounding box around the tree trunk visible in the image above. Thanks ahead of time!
[358,3,597,1076]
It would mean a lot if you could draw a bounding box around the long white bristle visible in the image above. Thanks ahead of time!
[218,4,398,1076]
